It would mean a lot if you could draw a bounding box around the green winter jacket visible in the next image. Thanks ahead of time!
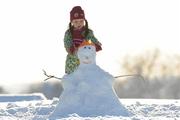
[64,29,101,74]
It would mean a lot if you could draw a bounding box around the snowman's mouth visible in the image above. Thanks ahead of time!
[82,59,92,64]
[83,61,91,64]
[82,56,92,64]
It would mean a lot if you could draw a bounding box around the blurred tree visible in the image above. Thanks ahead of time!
[26,82,44,93]
[114,49,180,99]
[0,86,5,93]
[121,48,161,78]
[23,80,63,99]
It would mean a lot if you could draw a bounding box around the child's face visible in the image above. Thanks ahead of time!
[71,19,85,29]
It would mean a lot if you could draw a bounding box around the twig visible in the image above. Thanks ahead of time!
[43,69,144,82]
[114,74,145,81]
[43,69,63,81]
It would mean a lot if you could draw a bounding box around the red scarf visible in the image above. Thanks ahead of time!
[72,27,85,47]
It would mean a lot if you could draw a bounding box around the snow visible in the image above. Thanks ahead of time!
[0,95,180,120]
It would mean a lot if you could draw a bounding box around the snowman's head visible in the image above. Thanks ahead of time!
[77,40,96,65]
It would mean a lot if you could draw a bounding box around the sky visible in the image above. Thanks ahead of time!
[0,0,179,90]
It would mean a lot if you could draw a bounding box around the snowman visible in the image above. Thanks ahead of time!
[49,40,130,119]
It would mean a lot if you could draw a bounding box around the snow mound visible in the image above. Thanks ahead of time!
[0,93,46,102]
[0,98,180,120]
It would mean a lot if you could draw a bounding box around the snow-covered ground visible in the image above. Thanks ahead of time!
[0,93,179,120]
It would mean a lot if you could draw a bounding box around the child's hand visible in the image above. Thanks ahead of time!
[73,44,78,53]
[95,42,102,52]
[69,44,78,55]
[69,46,75,54]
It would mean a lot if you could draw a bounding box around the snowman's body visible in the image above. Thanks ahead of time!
[49,42,130,118]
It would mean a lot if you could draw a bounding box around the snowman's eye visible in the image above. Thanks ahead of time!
[88,47,91,49]
[84,46,86,49]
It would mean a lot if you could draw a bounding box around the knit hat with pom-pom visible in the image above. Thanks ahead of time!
[70,6,85,21]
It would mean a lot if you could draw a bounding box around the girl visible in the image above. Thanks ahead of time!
[64,6,102,74]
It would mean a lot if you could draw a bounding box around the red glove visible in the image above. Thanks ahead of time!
[95,43,102,52]
[69,46,75,54]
